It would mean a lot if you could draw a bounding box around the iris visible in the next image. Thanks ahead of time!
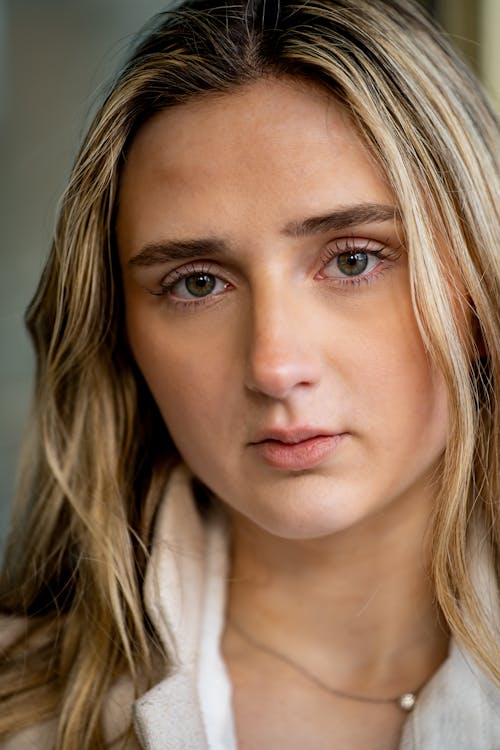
[185,273,216,297]
[337,251,369,276]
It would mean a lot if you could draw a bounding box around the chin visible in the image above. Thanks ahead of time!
[230,484,372,541]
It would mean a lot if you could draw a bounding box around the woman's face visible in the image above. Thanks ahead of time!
[117,77,449,539]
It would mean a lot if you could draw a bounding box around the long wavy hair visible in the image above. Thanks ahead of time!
[1,0,498,747]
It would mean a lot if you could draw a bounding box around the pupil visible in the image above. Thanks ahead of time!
[185,273,216,297]
[338,251,368,276]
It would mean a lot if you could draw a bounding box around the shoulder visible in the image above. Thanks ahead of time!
[0,616,142,749]
[0,722,56,750]
[0,678,142,750]
[0,722,141,750]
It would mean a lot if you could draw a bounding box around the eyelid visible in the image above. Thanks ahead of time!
[325,236,387,253]
[150,259,233,305]
[318,236,402,282]
[159,260,228,286]
[323,235,403,259]
[147,237,403,303]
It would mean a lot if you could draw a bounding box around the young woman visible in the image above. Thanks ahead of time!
[1,0,498,748]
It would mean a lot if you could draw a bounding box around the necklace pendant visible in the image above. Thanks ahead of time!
[399,692,416,712]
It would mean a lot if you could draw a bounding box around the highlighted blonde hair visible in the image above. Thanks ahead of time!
[1,0,498,747]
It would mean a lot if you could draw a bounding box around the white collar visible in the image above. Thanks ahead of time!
[133,465,500,750]
[133,465,234,750]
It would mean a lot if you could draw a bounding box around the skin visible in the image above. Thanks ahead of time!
[117,77,450,749]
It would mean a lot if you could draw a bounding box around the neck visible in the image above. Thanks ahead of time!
[223,483,449,697]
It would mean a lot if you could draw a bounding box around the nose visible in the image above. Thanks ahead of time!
[244,287,322,400]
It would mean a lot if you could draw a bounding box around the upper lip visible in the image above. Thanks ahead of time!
[250,428,342,445]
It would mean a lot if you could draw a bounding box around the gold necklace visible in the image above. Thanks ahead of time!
[229,618,418,712]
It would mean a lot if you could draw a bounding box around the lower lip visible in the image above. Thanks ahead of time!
[253,434,345,471]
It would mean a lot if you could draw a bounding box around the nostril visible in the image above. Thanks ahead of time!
[244,300,321,399]
[245,353,320,400]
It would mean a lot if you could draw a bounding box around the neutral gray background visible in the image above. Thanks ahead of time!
[0,0,497,556]
[0,0,171,552]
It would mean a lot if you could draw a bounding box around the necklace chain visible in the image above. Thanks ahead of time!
[229,618,418,713]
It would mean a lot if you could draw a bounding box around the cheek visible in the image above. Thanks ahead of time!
[359,301,449,460]
[337,278,449,446]
[126,308,236,446]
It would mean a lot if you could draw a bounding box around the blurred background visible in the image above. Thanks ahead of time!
[0,0,499,555]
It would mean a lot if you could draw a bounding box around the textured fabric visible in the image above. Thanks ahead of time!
[196,499,237,749]
[134,670,208,750]
[399,639,500,749]
[134,466,500,750]
[133,464,236,749]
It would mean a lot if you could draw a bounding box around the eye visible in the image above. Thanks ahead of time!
[323,250,381,279]
[166,271,228,300]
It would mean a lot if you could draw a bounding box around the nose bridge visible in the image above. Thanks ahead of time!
[244,273,320,399]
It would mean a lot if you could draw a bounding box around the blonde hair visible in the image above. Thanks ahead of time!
[1,0,498,746]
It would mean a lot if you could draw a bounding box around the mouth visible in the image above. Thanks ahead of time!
[249,429,347,471]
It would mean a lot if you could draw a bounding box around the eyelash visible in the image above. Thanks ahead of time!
[150,240,401,308]
[150,262,226,308]
[319,238,401,286]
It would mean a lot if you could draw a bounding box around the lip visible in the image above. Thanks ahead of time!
[250,429,346,471]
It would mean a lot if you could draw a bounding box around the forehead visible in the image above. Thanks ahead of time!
[117,77,393,250]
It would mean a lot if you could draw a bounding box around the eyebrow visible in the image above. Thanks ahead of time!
[128,238,226,267]
[128,202,400,267]
[283,202,399,237]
